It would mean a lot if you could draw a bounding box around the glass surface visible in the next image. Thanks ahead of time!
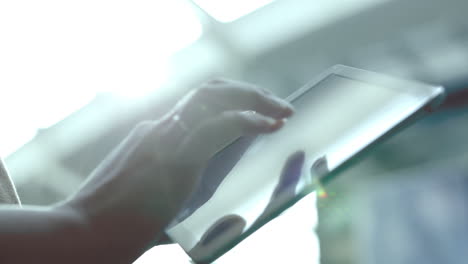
[166,74,426,262]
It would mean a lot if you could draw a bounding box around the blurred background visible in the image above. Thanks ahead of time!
[2,0,468,263]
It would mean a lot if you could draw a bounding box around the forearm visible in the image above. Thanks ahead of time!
[0,204,82,263]
[0,204,141,264]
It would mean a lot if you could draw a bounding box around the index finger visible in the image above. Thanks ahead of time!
[198,79,294,119]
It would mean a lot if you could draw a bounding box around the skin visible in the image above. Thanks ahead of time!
[186,151,307,262]
[183,152,330,263]
[0,79,294,263]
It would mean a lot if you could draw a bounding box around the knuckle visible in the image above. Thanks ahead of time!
[134,120,153,131]
[261,87,273,95]
[192,87,210,101]
[243,82,261,92]
[131,120,157,138]
[195,85,215,97]
[206,77,226,85]
[223,110,243,120]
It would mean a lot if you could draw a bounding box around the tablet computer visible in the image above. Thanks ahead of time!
[165,65,445,263]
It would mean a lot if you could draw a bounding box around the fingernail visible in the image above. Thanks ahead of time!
[269,119,285,130]
[265,117,277,126]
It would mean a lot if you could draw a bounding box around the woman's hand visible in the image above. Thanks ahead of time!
[186,151,306,261]
[63,79,294,262]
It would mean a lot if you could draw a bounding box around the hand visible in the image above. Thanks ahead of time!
[63,79,294,261]
[186,151,311,261]
[256,150,306,223]
[189,214,247,261]
[171,135,257,226]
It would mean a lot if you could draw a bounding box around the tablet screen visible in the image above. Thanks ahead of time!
[166,73,428,262]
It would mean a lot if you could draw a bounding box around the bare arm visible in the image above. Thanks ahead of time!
[0,205,95,263]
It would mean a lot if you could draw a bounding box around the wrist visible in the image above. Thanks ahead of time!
[52,201,139,262]
[57,199,163,262]
[52,202,90,236]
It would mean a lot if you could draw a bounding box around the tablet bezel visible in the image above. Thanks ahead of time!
[286,65,444,110]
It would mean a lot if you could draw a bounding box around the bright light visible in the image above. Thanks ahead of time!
[194,0,274,22]
[0,0,202,156]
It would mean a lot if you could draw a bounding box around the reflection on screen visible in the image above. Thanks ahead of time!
[167,74,425,262]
